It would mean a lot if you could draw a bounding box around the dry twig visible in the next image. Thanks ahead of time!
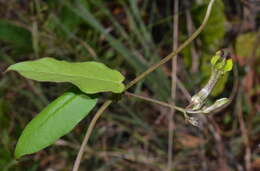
[168,0,179,170]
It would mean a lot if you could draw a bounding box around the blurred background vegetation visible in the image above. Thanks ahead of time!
[0,0,259,170]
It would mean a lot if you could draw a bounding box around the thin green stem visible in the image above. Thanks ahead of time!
[124,92,186,113]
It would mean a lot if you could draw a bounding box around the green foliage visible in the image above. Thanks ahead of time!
[195,0,229,97]
[15,89,98,158]
[0,20,32,53]
[211,52,233,95]
[189,51,233,111]
[202,50,233,96]
[183,0,226,73]
[210,52,220,65]
[193,0,226,48]
[7,58,125,94]
[64,0,171,100]
[223,59,233,72]
[210,51,233,74]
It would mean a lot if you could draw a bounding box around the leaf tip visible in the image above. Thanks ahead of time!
[14,145,23,159]
[5,63,23,74]
[112,83,125,93]
[5,65,15,73]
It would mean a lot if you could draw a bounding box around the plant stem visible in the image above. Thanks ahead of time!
[72,0,216,170]
[168,0,179,169]
[125,92,186,113]
[72,100,112,171]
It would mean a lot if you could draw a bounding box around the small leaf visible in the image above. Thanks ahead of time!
[223,59,233,72]
[7,58,125,93]
[215,59,226,70]
[210,54,220,66]
[15,89,98,158]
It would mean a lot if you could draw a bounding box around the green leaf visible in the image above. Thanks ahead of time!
[15,89,98,158]
[66,1,171,100]
[210,51,233,74]
[223,59,233,72]
[193,0,225,48]
[210,54,220,66]
[7,58,125,93]
[215,60,226,70]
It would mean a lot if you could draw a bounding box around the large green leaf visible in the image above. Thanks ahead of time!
[15,89,98,158]
[7,58,125,93]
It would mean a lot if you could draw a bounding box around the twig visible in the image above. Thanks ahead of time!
[32,21,39,58]
[236,89,251,171]
[77,39,98,60]
[154,77,191,125]
[124,92,186,114]
[176,77,192,101]
[72,100,112,171]
[208,117,229,171]
[168,0,179,170]
[72,0,216,170]
[185,6,199,72]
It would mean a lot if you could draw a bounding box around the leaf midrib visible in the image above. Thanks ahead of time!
[16,69,123,84]
[35,94,78,132]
